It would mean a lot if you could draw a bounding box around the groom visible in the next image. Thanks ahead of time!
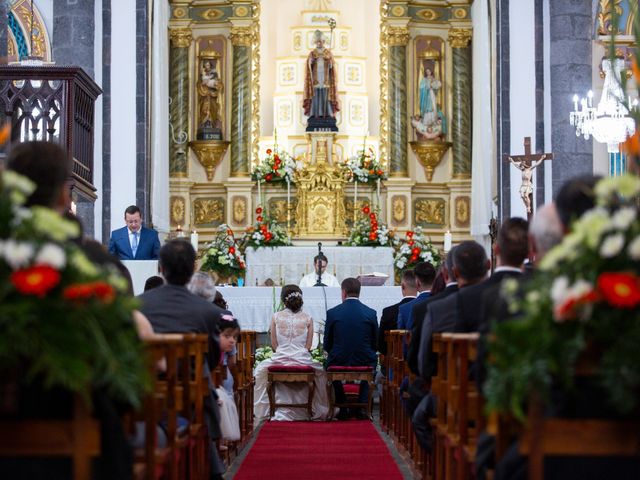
[324,277,378,418]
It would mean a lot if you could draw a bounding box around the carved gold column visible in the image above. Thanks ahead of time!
[449,28,473,178]
[229,25,253,177]
[169,28,192,177]
[387,26,410,177]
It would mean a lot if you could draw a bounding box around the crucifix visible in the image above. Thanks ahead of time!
[505,137,553,221]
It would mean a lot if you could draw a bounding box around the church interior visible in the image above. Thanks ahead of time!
[1,0,640,479]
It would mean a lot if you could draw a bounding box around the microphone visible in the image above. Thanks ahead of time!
[315,242,325,287]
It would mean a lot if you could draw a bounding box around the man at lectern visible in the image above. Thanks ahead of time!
[299,254,340,287]
[108,205,160,260]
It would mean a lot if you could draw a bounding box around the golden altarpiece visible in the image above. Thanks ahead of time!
[167,0,474,247]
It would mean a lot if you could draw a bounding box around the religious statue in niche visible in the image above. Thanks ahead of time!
[303,28,339,132]
[196,51,224,140]
[411,42,447,142]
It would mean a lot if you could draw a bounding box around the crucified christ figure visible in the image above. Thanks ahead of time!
[509,156,547,214]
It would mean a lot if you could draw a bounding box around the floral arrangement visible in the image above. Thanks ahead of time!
[394,227,442,270]
[344,147,387,184]
[346,205,395,247]
[485,174,640,420]
[200,224,246,280]
[0,170,148,407]
[254,345,273,367]
[241,207,291,249]
[251,148,300,184]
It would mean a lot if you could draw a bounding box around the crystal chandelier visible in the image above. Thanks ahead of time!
[570,57,636,153]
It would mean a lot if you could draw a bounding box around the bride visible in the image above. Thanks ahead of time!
[254,285,329,421]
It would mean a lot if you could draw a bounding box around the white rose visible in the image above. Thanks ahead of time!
[611,207,636,230]
[2,239,34,269]
[628,235,640,260]
[35,243,66,269]
[600,233,625,258]
[551,276,569,305]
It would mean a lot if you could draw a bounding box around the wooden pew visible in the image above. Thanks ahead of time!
[0,394,101,480]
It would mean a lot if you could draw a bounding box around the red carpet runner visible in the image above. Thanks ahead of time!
[234,421,403,479]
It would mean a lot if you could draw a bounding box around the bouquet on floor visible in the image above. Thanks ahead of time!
[394,227,442,270]
[343,146,387,184]
[200,224,246,279]
[241,207,291,249]
[346,204,395,247]
[0,169,148,407]
[251,148,301,185]
[485,174,640,420]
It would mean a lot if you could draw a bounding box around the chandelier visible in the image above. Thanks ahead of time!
[570,57,636,153]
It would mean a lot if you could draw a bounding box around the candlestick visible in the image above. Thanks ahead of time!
[176,225,186,238]
[444,230,452,252]
[376,178,381,208]
[354,180,358,224]
[257,179,261,208]
[190,230,199,252]
[286,178,291,233]
[274,128,278,154]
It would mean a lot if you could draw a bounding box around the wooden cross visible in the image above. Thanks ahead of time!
[505,137,553,221]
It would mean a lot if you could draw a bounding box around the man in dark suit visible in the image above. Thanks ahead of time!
[397,261,436,331]
[108,205,161,260]
[407,249,458,375]
[378,269,417,355]
[411,241,489,452]
[324,277,378,417]
[137,239,225,479]
[455,217,528,334]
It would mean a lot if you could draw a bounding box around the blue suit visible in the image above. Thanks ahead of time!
[108,225,160,260]
[397,290,430,331]
[324,298,377,409]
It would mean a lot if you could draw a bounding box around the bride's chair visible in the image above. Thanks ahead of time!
[266,365,316,420]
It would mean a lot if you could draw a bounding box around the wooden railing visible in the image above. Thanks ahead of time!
[0,65,101,202]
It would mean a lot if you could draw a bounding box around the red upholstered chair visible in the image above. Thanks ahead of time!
[267,364,316,420]
[325,365,376,420]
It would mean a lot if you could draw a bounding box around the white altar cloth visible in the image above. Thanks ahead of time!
[122,260,159,295]
[217,286,402,332]
[244,246,396,287]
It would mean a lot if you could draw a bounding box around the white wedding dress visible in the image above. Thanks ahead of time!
[254,309,329,421]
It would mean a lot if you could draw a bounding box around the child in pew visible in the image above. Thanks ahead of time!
[216,317,241,443]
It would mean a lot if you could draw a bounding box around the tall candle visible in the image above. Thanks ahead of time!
[286,178,291,206]
[190,230,199,252]
[354,180,358,208]
[376,178,381,207]
[444,230,452,252]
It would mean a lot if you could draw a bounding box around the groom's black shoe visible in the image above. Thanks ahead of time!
[336,409,350,420]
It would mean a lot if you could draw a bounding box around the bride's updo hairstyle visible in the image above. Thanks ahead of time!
[281,284,304,313]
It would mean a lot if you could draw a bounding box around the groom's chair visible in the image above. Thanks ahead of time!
[266,365,316,420]
[325,366,376,420]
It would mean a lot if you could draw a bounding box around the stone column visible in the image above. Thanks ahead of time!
[550,0,592,195]
[169,28,191,178]
[229,26,252,177]
[53,0,95,78]
[449,28,473,178]
[388,27,410,177]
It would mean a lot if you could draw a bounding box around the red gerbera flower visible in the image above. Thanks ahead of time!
[266,149,272,155]
[256,207,263,214]
[11,265,61,297]
[362,205,370,214]
[597,272,640,308]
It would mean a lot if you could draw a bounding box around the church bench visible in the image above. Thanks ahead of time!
[0,394,101,480]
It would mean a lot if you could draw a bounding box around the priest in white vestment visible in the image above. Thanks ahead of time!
[299,254,340,287]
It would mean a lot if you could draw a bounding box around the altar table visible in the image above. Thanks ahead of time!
[217,286,402,332]
[244,246,396,287]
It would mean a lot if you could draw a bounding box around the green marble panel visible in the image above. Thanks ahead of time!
[389,45,408,176]
[231,45,251,176]
[451,46,472,177]
[169,45,189,176]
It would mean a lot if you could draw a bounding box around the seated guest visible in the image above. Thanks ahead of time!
[137,239,226,479]
[188,271,217,303]
[299,253,340,287]
[412,241,489,452]
[324,278,377,418]
[528,203,563,265]
[253,285,329,421]
[397,261,436,331]
[407,249,458,375]
[213,291,229,310]
[108,205,161,260]
[455,217,528,334]
[378,269,417,355]
[555,174,600,232]
[144,275,164,292]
